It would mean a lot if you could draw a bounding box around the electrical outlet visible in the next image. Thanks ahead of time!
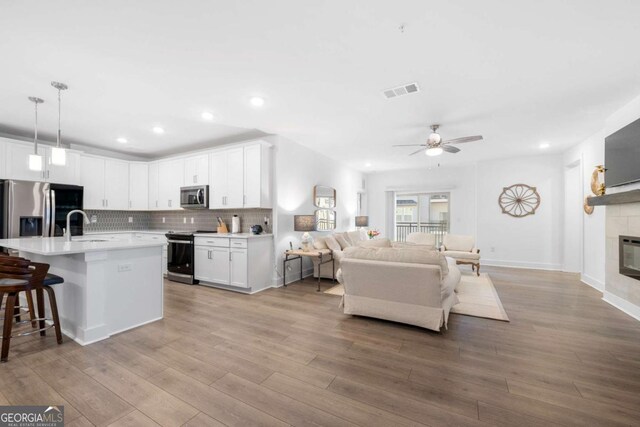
[118,264,132,272]
[128,217,133,223]
[90,215,97,223]
[162,217,166,223]
[183,217,187,224]
[191,217,194,224]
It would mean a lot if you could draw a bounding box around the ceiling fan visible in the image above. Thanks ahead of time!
[394,124,483,156]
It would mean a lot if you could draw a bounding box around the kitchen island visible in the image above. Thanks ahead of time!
[0,236,166,345]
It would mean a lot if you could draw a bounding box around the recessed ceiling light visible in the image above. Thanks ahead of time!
[539,142,550,149]
[152,126,164,134]
[116,137,127,144]
[365,163,372,167]
[250,96,265,107]
[201,111,214,121]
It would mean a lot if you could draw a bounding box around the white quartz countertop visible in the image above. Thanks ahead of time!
[0,236,166,256]
[84,230,273,239]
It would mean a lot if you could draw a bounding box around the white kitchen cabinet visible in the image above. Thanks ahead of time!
[80,155,106,209]
[194,246,214,282]
[194,235,271,292]
[81,156,129,210]
[230,248,248,288]
[104,159,129,210]
[148,162,160,210]
[243,143,271,208]
[209,147,243,209]
[183,154,209,186]
[129,162,148,210]
[0,141,6,178]
[158,158,184,209]
[3,141,81,184]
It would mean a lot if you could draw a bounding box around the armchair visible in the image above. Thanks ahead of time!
[440,234,480,276]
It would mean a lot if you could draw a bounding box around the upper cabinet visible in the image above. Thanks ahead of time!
[129,162,148,210]
[81,155,129,210]
[243,143,271,208]
[183,154,209,186]
[209,142,271,209]
[148,162,160,210]
[158,158,184,209]
[2,140,80,185]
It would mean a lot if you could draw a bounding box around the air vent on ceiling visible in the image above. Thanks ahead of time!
[383,82,420,99]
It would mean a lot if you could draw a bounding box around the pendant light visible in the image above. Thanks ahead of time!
[28,96,44,171]
[50,81,68,166]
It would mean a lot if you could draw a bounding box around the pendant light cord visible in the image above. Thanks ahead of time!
[34,101,38,154]
[57,86,61,148]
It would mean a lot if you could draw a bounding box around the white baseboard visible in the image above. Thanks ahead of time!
[602,291,640,322]
[581,274,605,292]
[482,259,562,271]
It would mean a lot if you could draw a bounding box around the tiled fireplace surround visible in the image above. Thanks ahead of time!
[605,202,640,316]
[85,209,272,234]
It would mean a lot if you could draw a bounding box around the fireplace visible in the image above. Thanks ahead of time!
[619,236,640,281]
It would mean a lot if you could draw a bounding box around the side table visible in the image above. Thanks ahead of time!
[283,249,335,291]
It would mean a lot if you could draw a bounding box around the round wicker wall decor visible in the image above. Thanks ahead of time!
[498,184,540,218]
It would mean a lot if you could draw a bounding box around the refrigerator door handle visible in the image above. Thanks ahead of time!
[50,190,56,237]
[43,190,50,237]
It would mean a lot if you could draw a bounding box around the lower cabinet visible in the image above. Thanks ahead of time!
[194,236,271,292]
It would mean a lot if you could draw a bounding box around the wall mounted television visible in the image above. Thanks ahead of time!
[605,117,640,187]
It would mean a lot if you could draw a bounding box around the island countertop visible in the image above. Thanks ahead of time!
[0,236,166,256]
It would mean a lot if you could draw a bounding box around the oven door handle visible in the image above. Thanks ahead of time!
[167,239,193,244]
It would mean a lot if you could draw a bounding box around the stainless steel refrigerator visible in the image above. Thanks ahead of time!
[0,180,84,241]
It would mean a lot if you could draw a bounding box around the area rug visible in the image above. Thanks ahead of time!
[324,273,509,322]
[451,273,509,321]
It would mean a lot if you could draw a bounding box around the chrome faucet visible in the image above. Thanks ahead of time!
[65,210,91,241]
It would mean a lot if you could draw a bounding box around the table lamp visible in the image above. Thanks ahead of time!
[355,216,369,228]
[294,215,316,251]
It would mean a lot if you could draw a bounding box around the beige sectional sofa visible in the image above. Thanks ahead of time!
[337,245,460,332]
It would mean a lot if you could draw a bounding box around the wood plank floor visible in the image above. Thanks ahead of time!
[2,266,640,426]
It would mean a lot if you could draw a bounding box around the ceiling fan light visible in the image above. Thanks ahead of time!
[425,147,443,157]
[50,146,66,166]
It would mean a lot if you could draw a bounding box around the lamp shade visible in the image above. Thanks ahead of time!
[294,215,315,232]
[355,216,369,227]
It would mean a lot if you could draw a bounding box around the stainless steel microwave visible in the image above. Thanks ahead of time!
[180,185,209,209]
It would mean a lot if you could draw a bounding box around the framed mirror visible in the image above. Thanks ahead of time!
[315,209,336,231]
[314,185,336,208]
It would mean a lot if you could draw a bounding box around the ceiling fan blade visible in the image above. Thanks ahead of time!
[393,144,427,147]
[442,145,460,153]
[409,148,425,156]
[442,135,483,144]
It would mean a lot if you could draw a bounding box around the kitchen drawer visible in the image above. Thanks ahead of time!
[230,238,247,249]
[195,236,229,247]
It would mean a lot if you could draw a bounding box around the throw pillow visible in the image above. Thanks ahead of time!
[347,230,364,245]
[324,235,342,252]
[334,233,351,250]
[313,238,328,250]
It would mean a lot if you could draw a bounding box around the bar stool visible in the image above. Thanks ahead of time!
[0,258,63,362]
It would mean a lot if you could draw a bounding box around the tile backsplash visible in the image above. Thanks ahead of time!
[85,209,272,234]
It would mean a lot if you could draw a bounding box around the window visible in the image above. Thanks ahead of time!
[394,192,450,244]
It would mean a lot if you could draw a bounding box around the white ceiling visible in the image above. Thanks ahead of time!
[1,0,640,170]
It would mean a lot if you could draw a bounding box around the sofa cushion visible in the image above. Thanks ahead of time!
[347,230,366,245]
[443,250,480,260]
[313,238,328,250]
[406,233,436,247]
[357,238,392,248]
[441,259,461,299]
[392,241,436,250]
[334,233,352,250]
[344,247,448,274]
[324,235,342,252]
[443,234,475,252]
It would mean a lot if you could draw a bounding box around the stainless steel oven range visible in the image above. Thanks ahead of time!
[165,230,217,284]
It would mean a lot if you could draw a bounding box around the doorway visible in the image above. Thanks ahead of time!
[394,192,450,245]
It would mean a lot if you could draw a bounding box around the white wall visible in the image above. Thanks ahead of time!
[366,153,564,270]
[270,136,363,284]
